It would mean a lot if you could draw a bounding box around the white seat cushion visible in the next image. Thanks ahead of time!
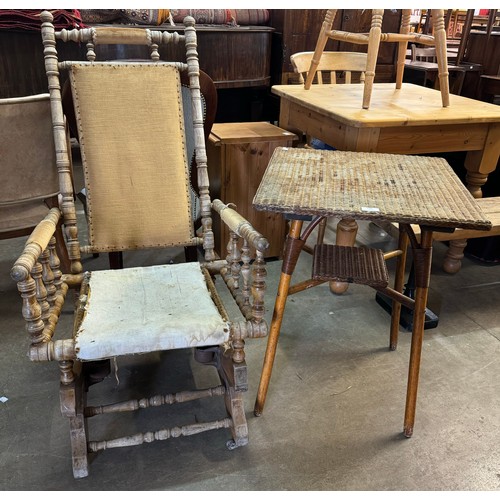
[75,262,230,361]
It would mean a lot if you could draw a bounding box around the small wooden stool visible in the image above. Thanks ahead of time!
[305,9,450,109]
[207,122,297,258]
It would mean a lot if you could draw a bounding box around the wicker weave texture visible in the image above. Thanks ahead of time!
[312,244,389,287]
[254,148,492,231]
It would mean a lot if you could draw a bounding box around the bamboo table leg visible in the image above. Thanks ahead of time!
[403,228,433,437]
[390,228,410,351]
[254,219,304,416]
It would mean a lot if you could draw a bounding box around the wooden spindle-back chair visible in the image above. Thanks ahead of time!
[306,9,450,109]
[410,44,438,62]
[10,11,269,478]
[291,51,367,85]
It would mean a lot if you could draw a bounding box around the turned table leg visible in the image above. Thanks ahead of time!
[443,238,468,273]
[329,217,358,294]
[457,125,499,271]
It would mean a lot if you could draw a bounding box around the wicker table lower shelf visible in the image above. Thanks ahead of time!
[312,244,389,287]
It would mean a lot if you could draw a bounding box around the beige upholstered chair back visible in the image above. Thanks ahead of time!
[0,95,59,231]
[70,63,193,252]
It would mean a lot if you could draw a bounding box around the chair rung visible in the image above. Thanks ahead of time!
[312,244,389,287]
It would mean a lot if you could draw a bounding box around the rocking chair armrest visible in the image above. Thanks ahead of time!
[10,207,71,349]
[11,208,61,282]
[212,199,269,254]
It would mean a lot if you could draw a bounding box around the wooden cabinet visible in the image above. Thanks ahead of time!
[207,122,297,258]
[90,25,274,90]
[0,25,274,98]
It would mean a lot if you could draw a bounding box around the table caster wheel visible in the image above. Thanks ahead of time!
[226,439,238,450]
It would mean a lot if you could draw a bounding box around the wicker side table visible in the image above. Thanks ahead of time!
[253,147,491,437]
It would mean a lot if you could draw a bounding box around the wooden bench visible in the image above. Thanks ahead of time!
[388,196,500,273]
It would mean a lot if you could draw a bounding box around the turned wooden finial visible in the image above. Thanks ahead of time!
[183,16,195,28]
[40,10,53,23]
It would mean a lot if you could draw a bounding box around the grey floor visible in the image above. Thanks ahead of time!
[1,163,499,491]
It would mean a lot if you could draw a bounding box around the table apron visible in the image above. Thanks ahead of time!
[283,101,490,154]
[377,124,488,154]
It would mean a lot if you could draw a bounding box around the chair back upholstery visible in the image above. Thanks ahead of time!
[62,68,217,226]
[0,95,59,232]
[41,16,215,259]
[291,51,367,85]
[70,63,193,251]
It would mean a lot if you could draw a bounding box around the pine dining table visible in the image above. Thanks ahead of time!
[271,82,500,294]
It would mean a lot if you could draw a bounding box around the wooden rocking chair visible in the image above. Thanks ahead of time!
[10,11,269,478]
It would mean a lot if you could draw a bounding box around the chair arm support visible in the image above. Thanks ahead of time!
[62,273,85,288]
[10,207,71,348]
[11,208,61,282]
[232,320,268,341]
[29,339,76,362]
[202,259,229,274]
[212,199,269,253]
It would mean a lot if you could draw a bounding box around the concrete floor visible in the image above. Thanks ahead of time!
[1,169,499,490]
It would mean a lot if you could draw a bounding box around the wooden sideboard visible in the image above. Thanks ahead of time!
[0,24,274,98]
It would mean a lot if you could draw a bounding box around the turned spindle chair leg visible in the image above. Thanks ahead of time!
[362,9,384,109]
[395,9,412,89]
[432,9,450,107]
[304,9,337,89]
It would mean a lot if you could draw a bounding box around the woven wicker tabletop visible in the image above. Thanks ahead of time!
[253,148,492,231]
